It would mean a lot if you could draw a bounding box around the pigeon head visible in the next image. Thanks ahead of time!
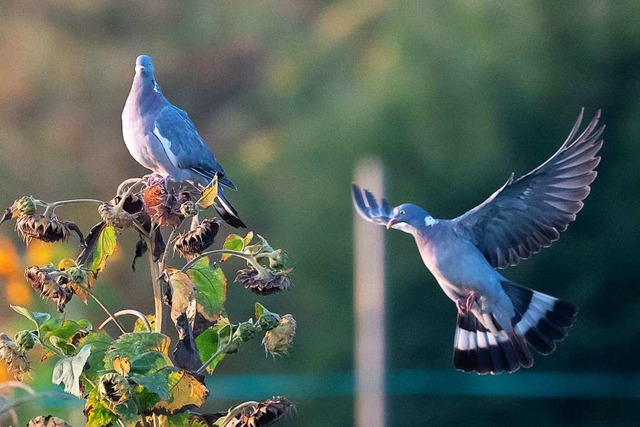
[387,203,431,232]
[135,55,155,80]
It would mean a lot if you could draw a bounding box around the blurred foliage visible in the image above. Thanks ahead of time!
[1,1,639,425]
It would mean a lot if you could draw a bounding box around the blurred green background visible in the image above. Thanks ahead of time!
[1,1,639,425]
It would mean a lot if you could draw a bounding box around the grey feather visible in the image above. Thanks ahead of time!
[122,55,244,227]
[453,109,604,268]
[351,183,393,226]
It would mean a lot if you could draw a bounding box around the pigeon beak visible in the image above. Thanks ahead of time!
[386,217,397,229]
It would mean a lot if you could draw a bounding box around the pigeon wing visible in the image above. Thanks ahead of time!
[152,105,235,187]
[351,184,393,227]
[453,109,604,269]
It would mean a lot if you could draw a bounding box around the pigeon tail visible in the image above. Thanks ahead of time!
[214,187,246,228]
[193,167,237,190]
[453,311,532,375]
[453,281,576,374]
[502,280,577,356]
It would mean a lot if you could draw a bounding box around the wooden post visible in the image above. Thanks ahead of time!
[354,158,386,427]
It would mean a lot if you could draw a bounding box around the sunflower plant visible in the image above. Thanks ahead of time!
[0,177,296,426]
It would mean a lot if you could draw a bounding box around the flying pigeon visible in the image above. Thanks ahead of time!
[352,109,604,374]
[122,54,245,228]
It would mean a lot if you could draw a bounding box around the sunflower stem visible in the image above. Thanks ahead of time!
[42,199,104,219]
[181,249,264,273]
[116,177,146,197]
[35,337,66,358]
[74,281,127,334]
[159,227,178,273]
[0,382,35,395]
[114,178,146,212]
[195,345,226,375]
[99,309,152,332]
[195,328,241,375]
[148,232,164,334]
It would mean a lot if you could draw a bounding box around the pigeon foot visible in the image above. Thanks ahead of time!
[456,292,477,316]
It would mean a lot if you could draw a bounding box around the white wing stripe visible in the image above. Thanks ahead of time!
[153,125,180,169]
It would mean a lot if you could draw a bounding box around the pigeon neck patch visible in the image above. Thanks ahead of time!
[424,216,438,227]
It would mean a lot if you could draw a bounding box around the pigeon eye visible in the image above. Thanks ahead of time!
[399,210,405,215]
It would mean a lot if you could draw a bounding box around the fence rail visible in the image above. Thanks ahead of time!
[203,369,640,401]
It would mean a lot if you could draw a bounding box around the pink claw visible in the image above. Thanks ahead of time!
[455,292,477,316]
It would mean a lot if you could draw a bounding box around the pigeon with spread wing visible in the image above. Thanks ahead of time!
[352,110,604,374]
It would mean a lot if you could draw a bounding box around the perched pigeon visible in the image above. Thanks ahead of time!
[122,55,245,228]
[352,110,604,374]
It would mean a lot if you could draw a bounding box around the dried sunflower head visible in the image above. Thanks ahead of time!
[13,196,37,217]
[237,396,295,427]
[99,193,147,229]
[142,183,185,227]
[98,202,135,229]
[26,415,72,427]
[98,372,131,407]
[24,266,74,312]
[1,196,37,225]
[262,314,296,356]
[235,267,292,296]
[174,218,221,257]
[0,333,30,380]
[16,214,78,244]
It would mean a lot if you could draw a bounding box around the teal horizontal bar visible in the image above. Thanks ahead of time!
[10,369,640,408]
[207,369,640,400]
[208,371,354,400]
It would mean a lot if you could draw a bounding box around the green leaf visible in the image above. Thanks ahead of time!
[85,391,118,427]
[196,176,219,209]
[243,231,254,247]
[107,332,171,360]
[58,258,78,270]
[244,233,272,256]
[131,383,163,414]
[49,335,76,354]
[133,315,155,333]
[40,319,91,357]
[187,257,227,322]
[255,302,268,319]
[77,319,93,330]
[130,370,171,400]
[87,225,117,274]
[76,331,112,386]
[113,399,139,425]
[52,344,92,397]
[152,370,208,415]
[10,305,50,332]
[194,318,231,374]
[128,351,173,375]
[221,234,244,261]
